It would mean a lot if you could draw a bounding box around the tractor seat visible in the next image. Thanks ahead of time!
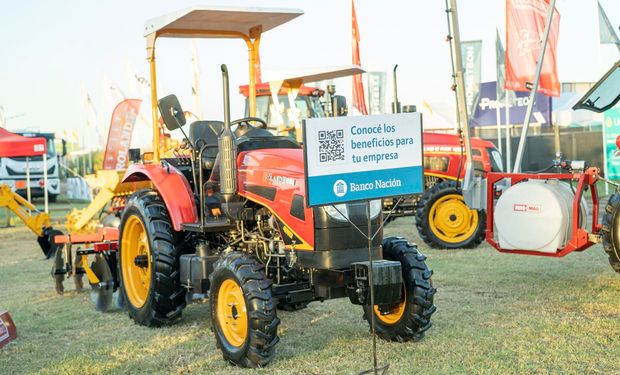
[189,121,223,169]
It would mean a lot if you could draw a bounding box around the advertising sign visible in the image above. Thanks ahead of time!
[303,113,423,206]
[470,81,551,127]
[603,107,620,180]
[460,40,483,119]
[102,99,142,170]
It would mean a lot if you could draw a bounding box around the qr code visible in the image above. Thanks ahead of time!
[318,129,345,163]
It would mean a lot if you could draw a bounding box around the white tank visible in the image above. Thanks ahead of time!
[494,179,587,253]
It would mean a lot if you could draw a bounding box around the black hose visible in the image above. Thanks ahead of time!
[523,164,555,174]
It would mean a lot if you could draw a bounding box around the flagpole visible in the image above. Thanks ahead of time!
[505,92,512,171]
[513,0,557,173]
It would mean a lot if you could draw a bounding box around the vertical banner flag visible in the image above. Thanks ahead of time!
[367,72,386,115]
[603,108,620,180]
[505,0,560,97]
[460,40,483,121]
[496,29,506,101]
[102,99,142,170]
[351,0,368,115]
[598,1,620,49]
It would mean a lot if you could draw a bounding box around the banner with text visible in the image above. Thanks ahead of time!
[460,40,483,121]
[102,99,141,170]
[303,113,423,206]
[603,108,620,180]
[470,81,551,127]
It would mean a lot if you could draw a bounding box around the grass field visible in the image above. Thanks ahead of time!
[0,207,619,374]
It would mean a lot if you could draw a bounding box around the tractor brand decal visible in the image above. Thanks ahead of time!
[513,203,541,213]
[424,145,462,153]
[265,173,296,186]
[274,217,307,248]
[304,113,424,206]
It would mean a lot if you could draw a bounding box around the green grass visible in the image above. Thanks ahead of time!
[0,213,619,374]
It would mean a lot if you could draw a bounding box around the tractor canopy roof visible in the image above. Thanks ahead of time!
[144,6,303,40]
[238,65,365,97]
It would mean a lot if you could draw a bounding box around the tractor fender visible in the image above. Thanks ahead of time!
[122,163,197,231]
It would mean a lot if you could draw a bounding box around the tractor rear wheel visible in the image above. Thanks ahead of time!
[363,237,436,342]
[118,190,186,326]
[209,251,279,368]
[415,180,485,249]
[601,193,620,274]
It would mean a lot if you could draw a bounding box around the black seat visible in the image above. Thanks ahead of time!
[189,121,223,169]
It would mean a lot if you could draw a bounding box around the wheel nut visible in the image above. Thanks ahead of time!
[134,255,149,268]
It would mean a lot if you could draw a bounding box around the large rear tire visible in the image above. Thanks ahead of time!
[415,180,485,249]
[118,189,186,327]
[363,237,436,342]
[601,193,620,274]
[209,251,279,368]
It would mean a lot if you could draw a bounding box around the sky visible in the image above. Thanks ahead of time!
[0,0,618,149]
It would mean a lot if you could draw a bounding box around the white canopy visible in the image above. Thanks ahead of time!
[264,65,366,86]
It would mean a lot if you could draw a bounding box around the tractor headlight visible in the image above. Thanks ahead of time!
[369,200,382,219]
[324,204,349,222]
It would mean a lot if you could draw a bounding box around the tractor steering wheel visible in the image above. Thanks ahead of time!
[230,117,267,129]
[230,117,268,138]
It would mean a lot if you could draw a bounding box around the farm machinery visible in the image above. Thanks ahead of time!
[445,0,620,274]
[238,70,503,249]
[55,6,436,367]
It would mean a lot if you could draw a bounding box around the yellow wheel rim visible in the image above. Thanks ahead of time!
[374,294,407,325]
[217,279,248,347]
[428,194,478,244]
[121,215,151,308]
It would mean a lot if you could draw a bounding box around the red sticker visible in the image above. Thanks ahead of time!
[513,203,541,213]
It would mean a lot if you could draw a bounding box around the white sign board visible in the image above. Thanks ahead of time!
[303,113,424,206]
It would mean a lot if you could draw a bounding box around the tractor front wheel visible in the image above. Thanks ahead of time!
[209,251,279,368]
[363,237,436,342]
[118,190,186,326]
[415,180,486,249]
[601,193,620,274]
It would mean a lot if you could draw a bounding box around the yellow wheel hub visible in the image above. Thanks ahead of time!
[217,279,248,347]
[374,294,407,325]
[428,194,478,244]
[121,215,151,308]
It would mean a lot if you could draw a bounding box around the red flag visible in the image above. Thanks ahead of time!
[505,0,560,97]
[102,99,141,170]
[352,0,368,115]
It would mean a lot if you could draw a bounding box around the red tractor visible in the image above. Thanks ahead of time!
[114,7,436,367]
[239,79,503,249]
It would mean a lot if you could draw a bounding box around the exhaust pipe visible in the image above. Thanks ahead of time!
[392,64,401,114]
[218,64,238,205]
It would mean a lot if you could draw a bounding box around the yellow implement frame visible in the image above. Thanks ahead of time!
[65,169,152,234]
[0,184,50,237]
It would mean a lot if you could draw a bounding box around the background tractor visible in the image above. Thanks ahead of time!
[111,7,436,367]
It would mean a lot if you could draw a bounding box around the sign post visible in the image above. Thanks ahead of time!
[303,112,424,374]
